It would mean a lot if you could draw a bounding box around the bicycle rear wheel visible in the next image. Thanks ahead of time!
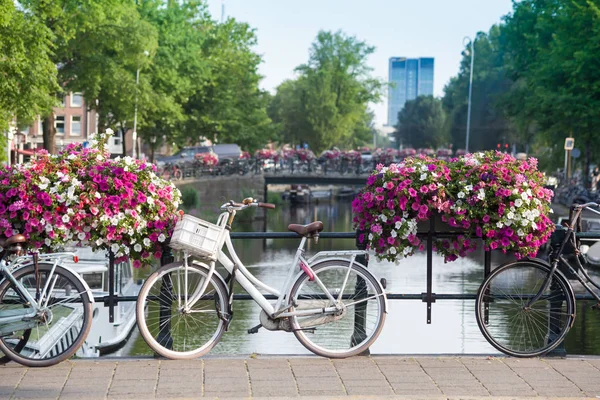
[475,260,576,357]
[289,260,386,358]
[0,264,93,367]
[136,262,228,359]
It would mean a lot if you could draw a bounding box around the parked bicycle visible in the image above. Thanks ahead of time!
[475,202,600,357]
[0,235,93,367]
[136,198,387,359]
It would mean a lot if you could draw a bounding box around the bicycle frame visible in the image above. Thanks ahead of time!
[0,252,94,335]
[527,204,600,307]
[184,211,368,319]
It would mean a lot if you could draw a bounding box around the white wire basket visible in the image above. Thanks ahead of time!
[169,214,226,260]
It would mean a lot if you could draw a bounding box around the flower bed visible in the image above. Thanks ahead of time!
[352,151,555,262]
[0,130,181,267]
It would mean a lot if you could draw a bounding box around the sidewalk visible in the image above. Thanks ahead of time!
[1,355,600,399]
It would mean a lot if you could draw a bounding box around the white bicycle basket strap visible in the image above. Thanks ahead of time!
[169,214,226,260]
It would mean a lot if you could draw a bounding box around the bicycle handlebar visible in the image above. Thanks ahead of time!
[573,202,600,209]
[220,198,276,211]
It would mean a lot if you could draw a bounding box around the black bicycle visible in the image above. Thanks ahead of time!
[475,202,600,357]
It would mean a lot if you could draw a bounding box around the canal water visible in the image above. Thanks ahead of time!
[120,200,600,357]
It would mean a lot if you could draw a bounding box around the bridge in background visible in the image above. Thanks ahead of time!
[263,173,367,186]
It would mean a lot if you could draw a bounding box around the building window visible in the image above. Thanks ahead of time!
[71,116,82,136]
[71,93,83,107]
[55,116,65,135]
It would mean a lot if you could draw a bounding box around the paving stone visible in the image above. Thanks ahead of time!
[439,385,490,396]
[297,389,346,396]
[60,393,107,400]
[341,377,389,386]
[247,359,290,370]
[295,377,343,391]
[203,390,249,397]
[344,385,394,396]
[487,387,537,396]
[159,359,202,368]
[417,358,463,368]
[287,357,331,366]
[502,358,550,368]
[380,373,433,384]
[11,390,61,399]
[392,387,442,396]
[372,356,419,365]
[248,369,294,381]
[251,387,298,397]
[390,381,440,390]
[534,387,587,397]
[291,366,338,377]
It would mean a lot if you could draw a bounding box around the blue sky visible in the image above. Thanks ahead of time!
[205,0,514,127]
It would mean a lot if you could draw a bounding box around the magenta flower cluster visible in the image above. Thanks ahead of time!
[352,151,555,262]
[195,152,219,167]
[0,130,182,267]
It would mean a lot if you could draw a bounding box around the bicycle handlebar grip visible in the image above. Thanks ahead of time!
[258,202,276,209]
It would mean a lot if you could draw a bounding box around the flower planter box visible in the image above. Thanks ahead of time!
[352,151,555,263]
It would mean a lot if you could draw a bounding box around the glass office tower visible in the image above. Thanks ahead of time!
[387,57,434,126]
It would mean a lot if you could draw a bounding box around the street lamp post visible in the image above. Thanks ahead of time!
[132,50,150,159]
[462,36,475,153]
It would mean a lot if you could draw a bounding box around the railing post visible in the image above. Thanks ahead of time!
[105,250,116,323]
[422,217,436,324]
[352,229,370,355]
[483,250,491,324]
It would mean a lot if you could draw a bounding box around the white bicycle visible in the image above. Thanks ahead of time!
[136,198,387,358]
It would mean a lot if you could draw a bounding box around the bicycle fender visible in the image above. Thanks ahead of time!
[56,264,95,304]
[289,257,388,313]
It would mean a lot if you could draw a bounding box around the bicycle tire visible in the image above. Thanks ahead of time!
[475,259,576,357]
[0,264,93,367]
[289,260,386,358]
[136,262,228,359]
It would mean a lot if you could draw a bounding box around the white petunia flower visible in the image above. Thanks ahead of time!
[158,234,166,243]
[143,238,151,247]
[134,244,142,252]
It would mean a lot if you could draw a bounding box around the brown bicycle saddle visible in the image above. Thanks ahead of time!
[287,221,324,236]
[0,234,27,248]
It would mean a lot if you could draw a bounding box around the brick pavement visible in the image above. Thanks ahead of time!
[0,356,599,399]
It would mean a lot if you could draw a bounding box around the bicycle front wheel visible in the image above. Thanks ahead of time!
[0,264,93,367]
[475,260,576,357]
[136,262,228,359]
[289,260,386,358]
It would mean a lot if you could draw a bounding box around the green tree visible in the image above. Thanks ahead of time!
[0,0,58,148]
[18,0,158,154]
[270,30,384,153]
[184,17,273,151]
[501,0,600,179]
[395,96,447,149]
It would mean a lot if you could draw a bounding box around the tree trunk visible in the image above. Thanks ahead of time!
[120,125,127,157]
[42,114,56,154]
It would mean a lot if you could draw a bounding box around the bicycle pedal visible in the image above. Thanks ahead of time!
[247,324,262,334]
[591,303,600,310]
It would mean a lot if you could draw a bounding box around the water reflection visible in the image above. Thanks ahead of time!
[121,202,600,356]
